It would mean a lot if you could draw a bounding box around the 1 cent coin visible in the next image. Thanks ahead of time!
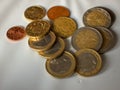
[75,49,102,77]
[46,51,76,78]
[26,20,50,37]
[6,26,26,41]
[83,7,111,28]
[96,27,114,53]
[71,27,103,51]
[28,31,56,51]
[38,37,65,59]
[24,6,46,21]
[47,6,70,20]
[53,17,77,38]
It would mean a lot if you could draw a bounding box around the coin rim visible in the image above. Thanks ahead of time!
[75,49,102,77]
[46,51,76,78]
[83,7,112,28]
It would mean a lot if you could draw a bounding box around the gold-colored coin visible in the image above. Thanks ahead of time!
[28,31,56,51]
[75,49,102,77]
[25,20,50,37]
[38,37,65,59]
[96,27,114,53]
[46,51,76,78]
[24,6,46,21]
[83,7,111,28]
[71,27,103,51]
[53,17,77,38]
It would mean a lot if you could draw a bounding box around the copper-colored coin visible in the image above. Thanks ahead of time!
[38,37,65,59]
[46,51,76,78]
[96,27,114,53]
[47,6,70,20]
[6,26,26,41]
[75,49,102,77]
[28,31,56,51]
[24,6,46,21]
[71,27,103,51]
[53,17,77,38]
[83,7,111,28]
[26,20,50,37]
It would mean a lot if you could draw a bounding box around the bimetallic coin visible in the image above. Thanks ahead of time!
[75,49,102,76]
[71,27,103,51]
[39,37,65,59]
[26,20,50,37]
[53,17,77,38]
[24,6,46,21]
[46,51,76,78]
[6,26,26,41]
[83,7,111,28]
[96,27,114,53]
[47,6,70,20]
[28,31,56,51]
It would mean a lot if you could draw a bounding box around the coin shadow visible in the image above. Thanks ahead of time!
[99,54,111,74]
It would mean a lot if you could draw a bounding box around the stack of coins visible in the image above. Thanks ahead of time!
[23,5,116,78]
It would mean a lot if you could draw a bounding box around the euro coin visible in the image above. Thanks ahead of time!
[47,6,70,20]
[24,6,46,21]
[38,37,65,59]
[6,26,26,41]
[25,20,50,37]
[71,27,103,51]
[53,17,77,38]
[83,7,111,28]
[28,31,56,51]
[96,27,114,53]
[75,49,102,77]
[46,51,76,78]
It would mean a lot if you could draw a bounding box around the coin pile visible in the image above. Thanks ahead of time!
[6,5,115,78]
[23,6,115,78]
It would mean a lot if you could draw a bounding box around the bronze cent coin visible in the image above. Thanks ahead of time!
[53,17,77,38]
[24,6,46,21]
[25,20,50,37]
[75,49,102,77]
[6,26,26,41]
[46,51,76,78]
[83,7,111,28]
[71,27,103,51]
[96,27,114,53]
[47,6,70,20]
[28,31,56,51]
[38,37,65,59]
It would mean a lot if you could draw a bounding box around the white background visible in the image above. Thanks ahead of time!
[0,0,120,90]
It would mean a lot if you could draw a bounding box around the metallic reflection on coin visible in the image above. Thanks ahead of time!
[24,6,46,20]
[96,27,114,53]
[75,49,102,76]
[38,37,65,59]
[46,51,76,78]
[71,27,103,51]
[26,20,50,37]
[28,31,56,51]
[53,17,77,38]
[47,6,70,20]
[83,7,111,28]
[6,26,26,41]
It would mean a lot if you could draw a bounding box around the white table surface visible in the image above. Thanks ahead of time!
[0,0,120,90]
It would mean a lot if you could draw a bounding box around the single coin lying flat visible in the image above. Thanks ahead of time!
[46,51,76,78]
[75,49,102,77]
[28,31,56,51]
[71,27,103,51]
[83,7,111,28]
[53,17,77,38]
[24,6,46,21]
[38,37,65,59]
[47,6,70,20]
